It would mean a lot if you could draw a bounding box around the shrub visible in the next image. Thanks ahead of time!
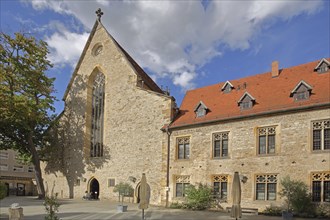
[169,202,183,209]
[182,183,213,210]
[279,176,315,215]
[262,206,282,216]
[0,182,7,199]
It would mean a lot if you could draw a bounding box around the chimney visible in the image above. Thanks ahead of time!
[272,61,279,77]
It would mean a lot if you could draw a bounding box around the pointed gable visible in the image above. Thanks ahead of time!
[194,101,208,117]
[237,92,255,110]
[221,81,234,93]
[290,80,312,101]
[63,19,164,102]
[314,58,330,73]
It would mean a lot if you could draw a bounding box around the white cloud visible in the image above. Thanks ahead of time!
[44,22,89,68]
[173,71,196,89]
[26,0,323,90]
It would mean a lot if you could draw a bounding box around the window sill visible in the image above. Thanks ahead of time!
[256,153,277,157]
[212,157,230,160]
[311,149,330,154]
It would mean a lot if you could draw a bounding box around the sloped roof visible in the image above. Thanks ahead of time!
[63,19,163,101]
[170,58,330,129]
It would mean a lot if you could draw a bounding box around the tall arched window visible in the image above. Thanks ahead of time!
[90,72,105,157]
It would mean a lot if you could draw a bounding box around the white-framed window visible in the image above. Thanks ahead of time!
[13,165,24,172]
[257,126,276,155]
[175,175,190,197]
[312,119,330,151]
[255,174,278,201]
[212,175,228,200]
[0,152,9,160]
[213,132,229,158]
[311,171,330,202]
[0,164,8,171]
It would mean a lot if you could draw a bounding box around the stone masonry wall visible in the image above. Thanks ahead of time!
[42,22,173,204]
[168,109,330,211]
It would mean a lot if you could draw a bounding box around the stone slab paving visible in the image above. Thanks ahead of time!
[0,196,324,220]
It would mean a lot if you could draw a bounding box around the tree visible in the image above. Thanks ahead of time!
[0,32,56,199]
[279,176,314,215]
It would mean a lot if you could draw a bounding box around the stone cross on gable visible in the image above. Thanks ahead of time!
[96,8,104,21]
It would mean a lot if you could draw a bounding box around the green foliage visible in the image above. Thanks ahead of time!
[262,206,282,216]
[279,176,314,215]
[113,182,134,205]
[44,182,60,220]
[169,201,183,209]
[0,32,56,198]
[315,203,330,218]
[182,183,213,210]
[0,182,8,199]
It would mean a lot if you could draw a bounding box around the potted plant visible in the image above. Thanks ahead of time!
[113,182,134,212]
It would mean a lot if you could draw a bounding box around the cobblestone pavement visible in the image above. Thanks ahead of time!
[0,196,323,220]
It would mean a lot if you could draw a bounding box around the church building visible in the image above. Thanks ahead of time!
[42,12,330,211]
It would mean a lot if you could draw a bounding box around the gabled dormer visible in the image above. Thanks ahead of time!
[290,80,312,101]
[238,92,255,110]
[314,58,330,73]
[221,81,234,93]
[194,101,209,117]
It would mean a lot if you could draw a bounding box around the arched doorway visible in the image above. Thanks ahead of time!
[89,178,100,200]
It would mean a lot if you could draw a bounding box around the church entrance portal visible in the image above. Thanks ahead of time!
[89,178,99,200]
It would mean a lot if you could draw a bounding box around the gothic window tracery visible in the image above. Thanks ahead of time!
[90,72,105,157]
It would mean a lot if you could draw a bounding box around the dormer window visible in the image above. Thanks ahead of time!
[221,81,234,93]
[194,101,208,117]
[238,92,255,110]
[314,58,330,73]
[290,80,312,101]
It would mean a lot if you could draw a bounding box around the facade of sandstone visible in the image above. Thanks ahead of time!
[42,17,330,211]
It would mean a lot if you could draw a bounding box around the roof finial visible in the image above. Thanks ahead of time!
[95,8,104,22]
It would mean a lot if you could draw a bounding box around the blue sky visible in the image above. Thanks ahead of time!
[1,0,329,114]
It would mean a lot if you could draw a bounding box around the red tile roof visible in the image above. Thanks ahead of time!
[170,59,330,129]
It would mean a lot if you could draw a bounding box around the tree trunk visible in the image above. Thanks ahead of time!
[28,132,45,199]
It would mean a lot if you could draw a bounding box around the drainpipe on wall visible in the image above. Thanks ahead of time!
[165,126,171,208]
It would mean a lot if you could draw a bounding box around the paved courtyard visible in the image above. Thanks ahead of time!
[0,196,323,220]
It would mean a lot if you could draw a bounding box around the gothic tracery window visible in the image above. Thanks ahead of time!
[90,72,105,157]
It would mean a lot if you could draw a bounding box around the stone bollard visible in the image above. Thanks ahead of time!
[8,203,23,220]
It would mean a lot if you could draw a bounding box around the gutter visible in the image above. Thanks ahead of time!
[165,126,171,208]
[169,103,330,130]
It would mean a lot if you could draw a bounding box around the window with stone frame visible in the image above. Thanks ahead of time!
[212,175,228,201]
[312,119,330,151]
[213,132,229,158]
[255,174,278,201]
[311,172,330,202]
[0,151,8,160]
[13,165,24,172]
[177,137,190,159]
[175,175,190,197]
[0,164,8,171]
[257,126,276,155]
[108,178,116,187]
[90,72,105,157]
